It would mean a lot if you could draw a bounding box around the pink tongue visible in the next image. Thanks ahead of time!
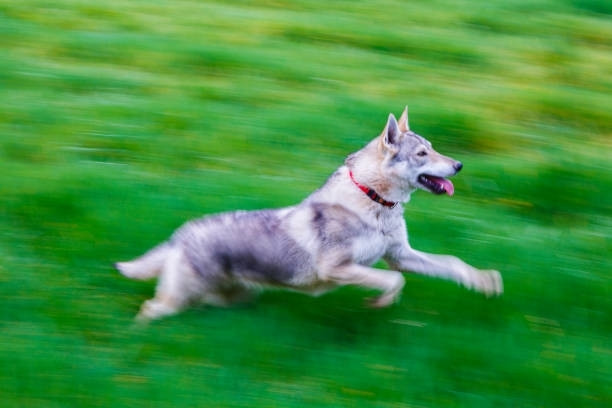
[431,176,455,196]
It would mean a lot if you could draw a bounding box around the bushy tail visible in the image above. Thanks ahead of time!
[115,242,172,280]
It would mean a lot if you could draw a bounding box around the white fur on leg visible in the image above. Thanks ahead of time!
[136,298,179,323]
[134,248,207,322]
[369,272,405,308]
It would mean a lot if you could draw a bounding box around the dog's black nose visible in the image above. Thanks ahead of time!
[454,162,463,172]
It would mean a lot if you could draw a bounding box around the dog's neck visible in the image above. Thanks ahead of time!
[345,139,414,203]
[348,170,397,208]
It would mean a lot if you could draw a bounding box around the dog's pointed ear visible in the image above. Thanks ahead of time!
[382,113,400,152]
[398,106,410,132]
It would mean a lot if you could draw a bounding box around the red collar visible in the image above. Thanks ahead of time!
[349,170,397,208]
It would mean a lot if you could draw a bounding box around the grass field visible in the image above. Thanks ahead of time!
[1,1,610,406]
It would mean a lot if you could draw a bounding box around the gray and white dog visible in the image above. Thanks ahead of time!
[116,107,503,322]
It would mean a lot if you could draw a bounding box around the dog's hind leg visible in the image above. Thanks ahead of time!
[135,248,205,322]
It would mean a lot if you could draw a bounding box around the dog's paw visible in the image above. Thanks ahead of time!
[366,273,405,308]
[463,269,503,297]
[366,295,395,308]
[476,269,503,297]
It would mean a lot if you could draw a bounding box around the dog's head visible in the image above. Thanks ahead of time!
[379,107,463,196]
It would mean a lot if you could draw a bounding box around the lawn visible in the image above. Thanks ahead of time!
[0,1,610,407]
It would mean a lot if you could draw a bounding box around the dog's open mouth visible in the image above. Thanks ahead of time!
[418,174,455,196]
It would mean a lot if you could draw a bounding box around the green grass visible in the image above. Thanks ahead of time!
[1,0,610,406]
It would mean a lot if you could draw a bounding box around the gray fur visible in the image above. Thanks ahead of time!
[116,108,503,322]
[172,210,311,286]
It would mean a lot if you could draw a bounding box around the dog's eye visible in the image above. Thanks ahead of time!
[417,150,428,157]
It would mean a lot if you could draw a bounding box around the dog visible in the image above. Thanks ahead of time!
[115,107,503,322]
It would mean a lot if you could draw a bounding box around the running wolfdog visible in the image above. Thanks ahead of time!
[116,107,503,322]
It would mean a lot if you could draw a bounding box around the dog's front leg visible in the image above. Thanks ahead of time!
[321,263,405,307]
[386,244,503,296]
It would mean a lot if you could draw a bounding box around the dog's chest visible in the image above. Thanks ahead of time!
[351,213,401,265]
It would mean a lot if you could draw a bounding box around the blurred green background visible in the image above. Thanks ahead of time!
[1,0,610,407]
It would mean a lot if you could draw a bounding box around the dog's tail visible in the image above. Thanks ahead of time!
[115,242,173,280]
